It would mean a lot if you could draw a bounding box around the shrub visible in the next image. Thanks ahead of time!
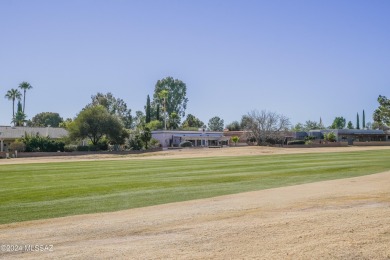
[64,145,77,152]
[96,139,108,151]
[128,134,143,150]
[287,140,305,145]
[324,132,337,142]
[9,141,26,152]
[179,141,192,147]
[304,136,316,141]
[76,145,89,151]
[88,145,100,151]
[21,134,65,152]
[149,138,160,149]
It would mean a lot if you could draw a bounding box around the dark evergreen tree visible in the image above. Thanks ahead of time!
[362,110,366,129]
[356,113,360,129]
[145,95,151,123]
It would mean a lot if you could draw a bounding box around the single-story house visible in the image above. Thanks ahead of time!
[300,129,389,144]
[222,130,250,145]
[0,126,68,152]
[152,130,229,148]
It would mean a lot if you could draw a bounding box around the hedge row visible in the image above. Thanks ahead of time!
[287,140,306,145]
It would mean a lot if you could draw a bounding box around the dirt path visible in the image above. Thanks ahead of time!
[1,170,389,259]
[1,145,390,165]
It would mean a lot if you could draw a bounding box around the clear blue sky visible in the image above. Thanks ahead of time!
[1,0,389,127]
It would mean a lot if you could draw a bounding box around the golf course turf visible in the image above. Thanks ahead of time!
[1,149,389,224]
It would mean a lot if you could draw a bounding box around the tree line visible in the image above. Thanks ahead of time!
[3,77,389,150]
[2,77,229,151]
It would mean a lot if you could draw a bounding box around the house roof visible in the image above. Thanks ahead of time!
[172,133,223,138]
[172,132,229,141]
[0,126,68,139]
[152,130,223,134]
[309,129,385,135]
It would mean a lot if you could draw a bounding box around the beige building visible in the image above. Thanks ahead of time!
[0,126,68,152]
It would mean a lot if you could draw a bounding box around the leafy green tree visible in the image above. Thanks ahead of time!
[347,121,354,129]
[12,101,27,126]
[29,112,63,127]
[291,123,304,132]
[69,105,128,145]
[356,113,360,129]
[240,115,252,130]
[231,136,240,146]
[110,128,129,146]
[226,121,241,131]
[304,120,323,130]
[153,77,189,123]
[208,116,224,131]
[330,117,346,129]
[18,81,33,114]
[133,111,145,129]
[59,118,73,129]
[88,92,133,128]
[4,88,22,122]
[373,95,390,128]
[146,120,163,131]
[181,114,204,129]
[145,95,151,124]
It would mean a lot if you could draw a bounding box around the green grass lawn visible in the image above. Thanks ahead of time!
[1,149,390,224]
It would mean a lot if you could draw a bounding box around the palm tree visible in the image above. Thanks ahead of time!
[4,88,22,122]
[18,81,33,113]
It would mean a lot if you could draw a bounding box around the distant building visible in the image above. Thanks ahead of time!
[291,131,309,140]
[222,130,250,145]
[290,129,389,145]
[152,130,229,148]
[0,126,68,152]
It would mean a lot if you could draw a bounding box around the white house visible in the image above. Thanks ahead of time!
[152,130,229,148]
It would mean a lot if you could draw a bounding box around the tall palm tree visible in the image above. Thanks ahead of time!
[4,88,22,122]
[18,81,33,113]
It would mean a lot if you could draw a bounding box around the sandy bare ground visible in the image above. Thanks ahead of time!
[1,145,390,165]
[1,169,389,259]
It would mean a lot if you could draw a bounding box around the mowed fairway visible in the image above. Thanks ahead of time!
[1,149,390,224]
